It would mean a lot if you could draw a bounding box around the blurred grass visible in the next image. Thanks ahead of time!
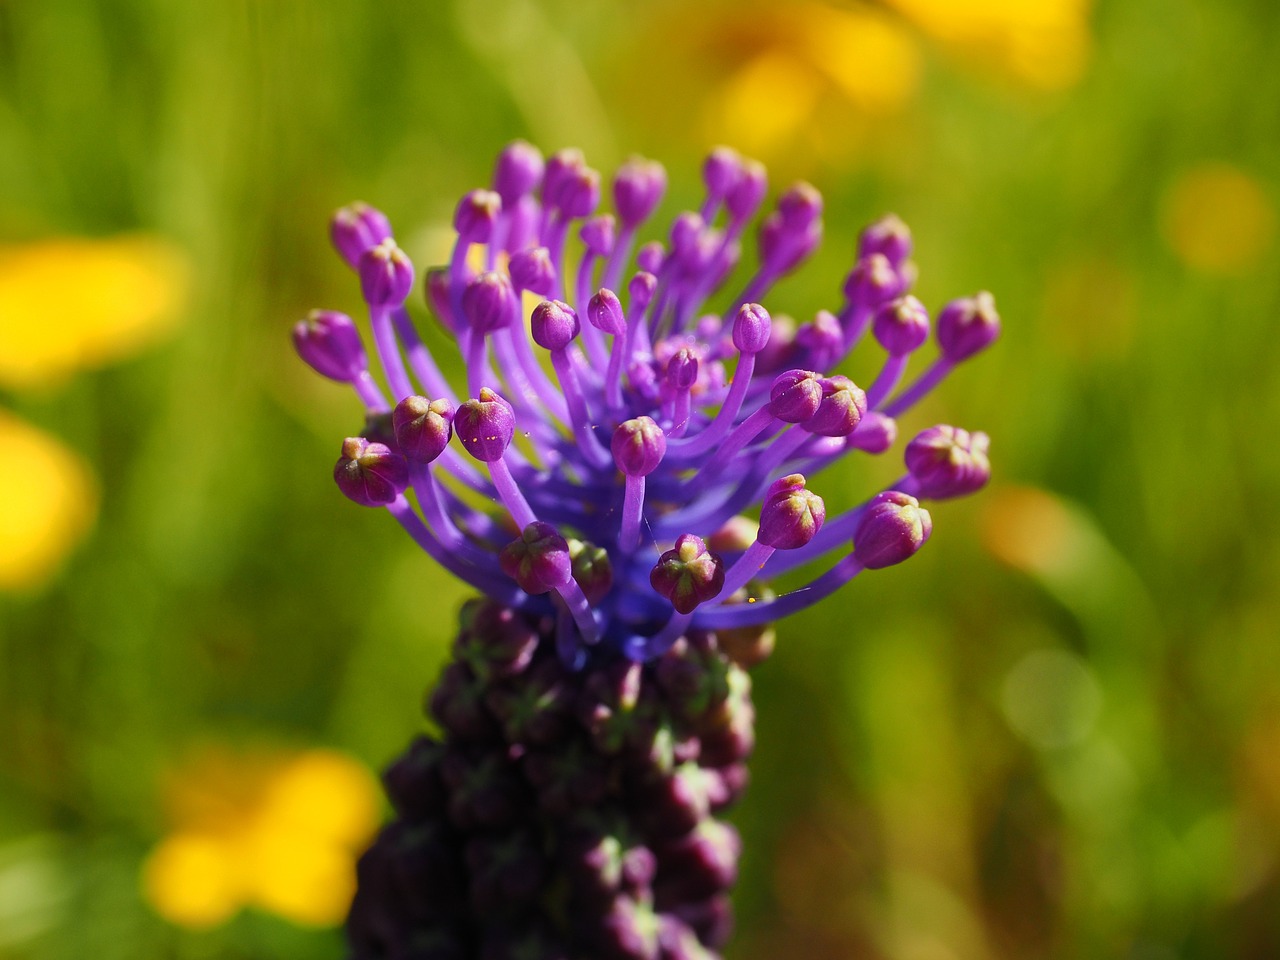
[1,0,1278,957]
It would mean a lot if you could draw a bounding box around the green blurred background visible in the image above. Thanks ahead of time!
[2,0,1278,957]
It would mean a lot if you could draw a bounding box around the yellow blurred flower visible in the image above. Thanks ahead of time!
[0,234,189,390]
[0,411,97,591]
[1160,163,1276,275]
[883,0,1094,91]
[0,232,188,590]
[141,745,381,930]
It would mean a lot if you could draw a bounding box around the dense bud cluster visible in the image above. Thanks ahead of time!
[299,142,998,958]
[350,600,756,960]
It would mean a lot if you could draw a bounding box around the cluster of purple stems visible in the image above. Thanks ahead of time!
[298,142,997,669]
[298,142,996,960]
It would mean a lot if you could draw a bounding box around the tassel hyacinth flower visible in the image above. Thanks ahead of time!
[298,143,997,959]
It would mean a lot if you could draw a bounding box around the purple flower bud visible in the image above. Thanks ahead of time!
[487,659,573,747]
[670,213,704,260]
[594,895,660,960]
[441,748,529,830]
[334,437,409,506]
[629,271,658,313]
[853,490,932,569]
[807,375,867,437]
[465,830,548,911]
[530,299,580,351]
[500,521,573,595]
[580,214,617,257]
[650,535,725,615]
[430,662,500,742]
[858,213,913,268]
[656,914,718,960]
[904,425,991,498]
[777,181,823,231]
[794,309,843,371]
[613,416,667,477]
[636,242,665,275]
[455,598,540,682]
[873,295,931,355]
[702,146,742,199]
[542,148,585,208]
[587,288,628,336]
[655,821,741,902]
[667,348,699,390]
[359,239,415,307]
[453,189,502,243]
[758,211,820,273]
[492,140,545,203]
[843,252,906,308]
[330,202,392,268]
[767,369,823,423]
[758,474,825,549]
[292,309,366,382]
[848,411,898,453]
[730,303,771,355]
[462,271,520,333]
[614,156,668,227]
[569,538,613,604]
[455,388,515,461]
[392,396,454,464]
[725,158,767,220]
[558,166,601,219]
[508,246,557,295]
[423,267,454,330]
[937,291,1001,361]
[381,736,447,821]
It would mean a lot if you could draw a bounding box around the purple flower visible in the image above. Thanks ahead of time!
[301,143,997,960]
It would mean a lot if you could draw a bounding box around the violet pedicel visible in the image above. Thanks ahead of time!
[299,142,998,960]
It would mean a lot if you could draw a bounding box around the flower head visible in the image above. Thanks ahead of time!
[299,143,994,666]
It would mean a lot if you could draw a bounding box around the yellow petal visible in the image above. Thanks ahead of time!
[256,750,382,848]
[141,833,242,930]
[1160,163,1276,275]
[239,828,358,928]
[0,235,189,390]
[0,413,97,591]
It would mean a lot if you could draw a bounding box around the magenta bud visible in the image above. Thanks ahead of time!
[423,267,455,330]
[767,369,823,423]
[777,181,823,231]
[650,534,725,615]
[807,375,867,437]
[530,299,580,351]
[628,271,658,314]
[569,539,613,605]
[587,288,627,337]
[558,166,601,218]
[726,158,767,220]
[613,156,667,227]
[636,242,665,275]
[937,291,1000,361]
[854,491,932,569]
[759,210,820,272]
[904,425,991,498]
[670,212,705,260]
[873,295,931,356]
[462,271,520,333]
[667,348,699,390]
[500,522,573,595]
[758,474,825,549]
[848,411,898,453]
[392,396,454,464]
[507,246,557,295]
[579,214,617,257]
[731,303,771,355]
[329,202,392,269]
[453,189,502,243]
[542,148,585,208]
[859,213,913,268]
[612,416,667,477]
[492,140,545,203]
[358,239,415,307]
[334,437,408,507]
[455,388,515,462]
[794,309,844,371]
[703,146,742,199]
[292,310,366,382]
[843,253,907,309]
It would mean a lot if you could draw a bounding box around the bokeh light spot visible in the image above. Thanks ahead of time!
[1002,647,1102,750]
[1160,163,1276,274]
